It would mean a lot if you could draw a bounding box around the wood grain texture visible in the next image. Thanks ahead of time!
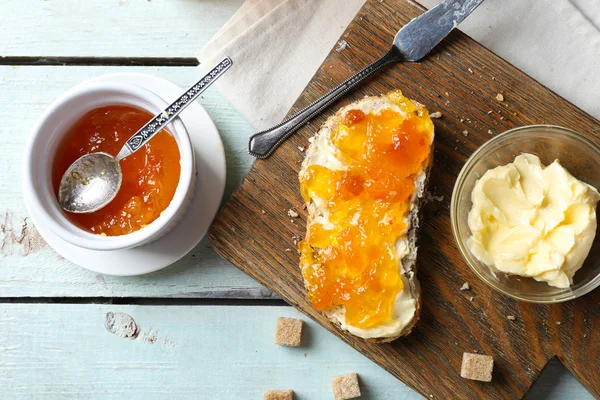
[0,0,242,58]
[209,1,600,399]
[0,65,266,298]
[0,304,587,400]
[0,0,593,397]
[0,304,419,399]
[419,0,600,121]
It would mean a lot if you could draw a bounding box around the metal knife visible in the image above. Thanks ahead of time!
[248,0,484,158]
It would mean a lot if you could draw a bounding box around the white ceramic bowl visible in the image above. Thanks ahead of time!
[22,81,195,251]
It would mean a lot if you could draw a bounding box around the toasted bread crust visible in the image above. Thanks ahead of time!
[300,93,433,342]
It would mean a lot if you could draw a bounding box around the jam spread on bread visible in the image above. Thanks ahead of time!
[52,105,181,236]
[299,90,433,329]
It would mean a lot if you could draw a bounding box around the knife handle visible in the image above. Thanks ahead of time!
[248,47,401,159]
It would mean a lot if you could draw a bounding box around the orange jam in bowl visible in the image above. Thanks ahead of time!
[299,90,433,329]
[52,105,181,236]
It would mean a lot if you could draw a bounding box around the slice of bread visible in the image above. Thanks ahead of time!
[298,91,434,342]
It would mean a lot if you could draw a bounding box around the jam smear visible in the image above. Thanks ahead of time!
[299,90,433,328]
[52,105,181,236]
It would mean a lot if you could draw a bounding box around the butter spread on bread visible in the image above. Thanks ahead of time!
[298,90,434,341]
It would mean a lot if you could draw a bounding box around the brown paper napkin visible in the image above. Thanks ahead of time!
[420,0,600,120]
[196,0,366,130]
[198,0,600,132]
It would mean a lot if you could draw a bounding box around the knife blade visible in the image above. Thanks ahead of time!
[249,0,484,158]
[394,0,484,61]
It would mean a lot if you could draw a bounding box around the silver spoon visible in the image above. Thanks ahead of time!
[58,57,232,214]
[248,0,483,158]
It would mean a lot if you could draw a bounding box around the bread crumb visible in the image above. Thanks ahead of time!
[461,353,494,382]
[444,91,449,97]
[335,40,348,52]
[285,248,292,252]
[261,210,266,214]
[99,232,107,237]
[506,315,516,321]
[496,93,504,102]
[274,317,303,347]
[298,146,305,152]
[488,129,493,135]
[426,192,444,203]
[461,130,468,137]
[487,110,493,114]
[460,282,470,291]
[429,111,442,119]
[264,389,294,400]
[288,209,299,218]
[332,372,361,399]
[467,68,474,74]
[556,321,561,325]
[469,296,474,301]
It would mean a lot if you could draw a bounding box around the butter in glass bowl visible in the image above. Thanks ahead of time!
[451,125,600,303]
[466,153,599,289]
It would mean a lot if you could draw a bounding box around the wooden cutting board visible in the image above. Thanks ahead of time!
[209,0,600,398]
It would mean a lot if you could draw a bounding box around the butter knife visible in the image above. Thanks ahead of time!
[249,0,484,158]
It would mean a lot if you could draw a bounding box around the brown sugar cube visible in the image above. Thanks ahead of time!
[332,372,361,399]
[461,352,494,382]
[264,389,294,400]
[274,317,303,347]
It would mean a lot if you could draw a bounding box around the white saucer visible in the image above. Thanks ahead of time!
[24,73,226,276]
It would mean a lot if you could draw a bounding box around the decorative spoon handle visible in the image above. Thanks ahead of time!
[247,49,401,159]
[116,57,232,161]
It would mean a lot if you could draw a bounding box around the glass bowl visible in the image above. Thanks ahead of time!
[451,125,600,303]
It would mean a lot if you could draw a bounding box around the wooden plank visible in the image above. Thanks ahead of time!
[209,0,600,398]
[0,0,242,58]
[4,0,598,126]
[418,0,600,121]
[0,65,267,298]
[0,304,589,399]
[0,304,417,399]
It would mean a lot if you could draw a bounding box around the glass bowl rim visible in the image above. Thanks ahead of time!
[450,124,600,303]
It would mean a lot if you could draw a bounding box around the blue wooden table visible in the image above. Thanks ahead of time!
[0,1,593,398]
